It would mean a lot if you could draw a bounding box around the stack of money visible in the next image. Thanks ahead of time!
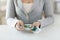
[24,24,41,33]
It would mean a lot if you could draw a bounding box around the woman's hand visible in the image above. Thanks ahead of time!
[28,21,41,33]
[15,20,25,31]
[30,21,41,28]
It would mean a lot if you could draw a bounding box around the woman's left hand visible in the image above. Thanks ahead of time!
[30,21,41,28]
[32,21,41,27]
[29,21,41,33]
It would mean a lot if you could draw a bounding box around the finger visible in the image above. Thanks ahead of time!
[20,23,25,29]
[19,22,24,26]
[16,23,24,31]
[32,23,36,26]
[19,23,25,30]
[17,26,24,31]
[16,22,20,27]
[29,25,33,28]
[21,26,24,29]
[20,27,25,31]
[16,26,21,31]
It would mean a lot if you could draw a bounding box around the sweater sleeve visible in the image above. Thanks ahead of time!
[38,0,54,28]
[6,0,18,27]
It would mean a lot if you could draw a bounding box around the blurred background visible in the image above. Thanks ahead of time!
[0,0,60,25]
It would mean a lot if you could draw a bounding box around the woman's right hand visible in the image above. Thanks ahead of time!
[15,20,25,31]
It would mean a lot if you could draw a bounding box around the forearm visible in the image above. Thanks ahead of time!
[38,17,54,28]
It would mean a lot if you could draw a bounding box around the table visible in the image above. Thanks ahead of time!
[0,14,60,40]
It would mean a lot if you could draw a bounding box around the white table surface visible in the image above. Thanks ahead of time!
[0,14,60,40]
